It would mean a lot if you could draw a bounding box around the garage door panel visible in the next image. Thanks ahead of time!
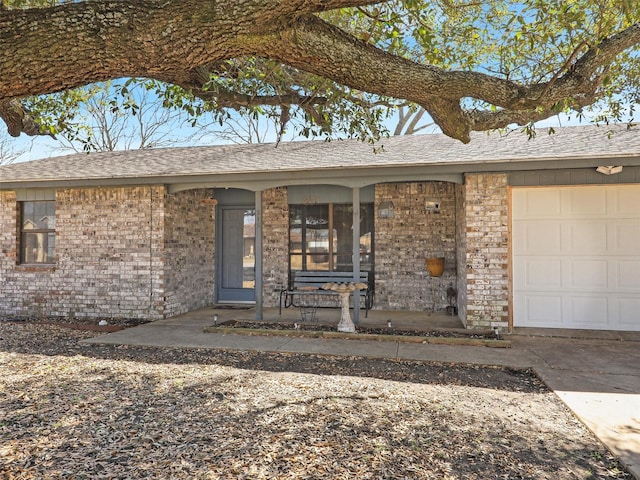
[514,221,561,254]
[566,260,608,290]
[514,258,562,290]
[515,294,563,327]
[610,222,640,254]
[616,298,640,329]
[512,189,561,217]
[565,188,608,216]
[513,185,640,332]
[564,222,608,253]
[614,260,640,290]
[612,186,640,216]
[565,295,609,328]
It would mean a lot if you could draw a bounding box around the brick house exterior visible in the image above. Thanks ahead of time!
[0,186,215,320]
[2,126,639,331]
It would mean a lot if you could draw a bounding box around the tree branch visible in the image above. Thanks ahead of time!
[265,16,640,141]
[1,1,639,142]
[0,99,51,137]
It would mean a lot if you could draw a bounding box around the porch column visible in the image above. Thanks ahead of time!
[255,190,263,321]
[352,187,361,324]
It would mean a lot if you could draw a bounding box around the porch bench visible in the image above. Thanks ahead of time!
[279,271,374,318]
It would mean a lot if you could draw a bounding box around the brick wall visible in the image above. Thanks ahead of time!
[0,191,19,314]
[262,188,289,307]
[163,189,215,317]
[0,189,58,319]
[462,174,509,329]
[0,186,166,320]
[374,182,457,311]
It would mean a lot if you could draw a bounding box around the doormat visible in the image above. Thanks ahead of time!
[212,305,254,310]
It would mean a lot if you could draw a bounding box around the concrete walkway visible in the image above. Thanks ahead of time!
[82,307,640,479]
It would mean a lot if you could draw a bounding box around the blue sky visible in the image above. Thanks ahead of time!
[8,108,618,164]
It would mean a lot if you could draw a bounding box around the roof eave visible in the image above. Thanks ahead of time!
[2,154,639,191]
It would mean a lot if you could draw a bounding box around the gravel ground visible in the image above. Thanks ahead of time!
[0,320,631,479]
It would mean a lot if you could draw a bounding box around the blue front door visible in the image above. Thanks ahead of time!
[217,207,255,302]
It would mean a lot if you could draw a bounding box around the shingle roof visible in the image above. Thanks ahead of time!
[1,125,639,186]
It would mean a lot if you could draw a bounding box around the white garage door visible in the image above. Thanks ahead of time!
[512,185,640,331]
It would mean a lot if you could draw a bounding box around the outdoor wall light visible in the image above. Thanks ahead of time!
[378,200,395,218]
[596,165,623,175]
[425,199,441,213]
